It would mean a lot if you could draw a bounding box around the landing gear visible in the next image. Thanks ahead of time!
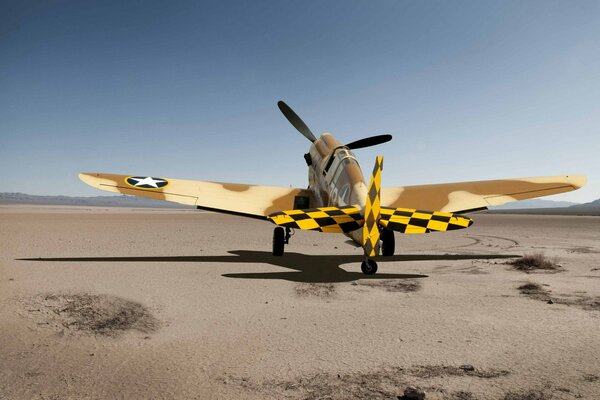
[273,227,284,256]
[361,258,378,275]
[381,228,395,256]
[272,227,292,256]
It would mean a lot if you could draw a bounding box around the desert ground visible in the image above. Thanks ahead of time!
[1,205,599,400]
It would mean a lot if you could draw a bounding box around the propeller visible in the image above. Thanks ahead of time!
[277,100,392,149]
[277,100,317,143]
[345,134,392,150]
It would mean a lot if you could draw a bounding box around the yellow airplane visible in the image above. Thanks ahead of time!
[80,101,586,275]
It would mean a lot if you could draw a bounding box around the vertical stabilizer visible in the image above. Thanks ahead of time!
[362,156,383,257]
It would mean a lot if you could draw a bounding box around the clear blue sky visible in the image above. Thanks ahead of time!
[1,1,599,202]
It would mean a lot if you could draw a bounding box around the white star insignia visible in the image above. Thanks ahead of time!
[130,177,166,188]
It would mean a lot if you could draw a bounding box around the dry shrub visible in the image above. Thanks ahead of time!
[359,280,421,293]
[225,364,510,400]
[410,365,509,379]
[294,283,336,298]
[517,282,551,302]
[509,253,560,272]
[517,282,544,294]
[516,283,600,310]
[31,293,159,336]
[253,368,406,400]
[558,294,600,311]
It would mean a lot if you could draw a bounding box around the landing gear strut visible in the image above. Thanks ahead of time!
[272,227,292,256]
[361,258,378,275]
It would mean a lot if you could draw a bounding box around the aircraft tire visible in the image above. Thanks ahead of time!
[361,259,378,275]
[273,227,285,256]
[381,228,395,256]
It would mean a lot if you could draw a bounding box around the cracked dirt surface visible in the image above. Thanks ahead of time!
[1,207,599,399]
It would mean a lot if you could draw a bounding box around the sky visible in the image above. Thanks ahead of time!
[1,0,599,203]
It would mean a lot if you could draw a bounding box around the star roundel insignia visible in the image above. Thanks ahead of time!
[125,176,169,189]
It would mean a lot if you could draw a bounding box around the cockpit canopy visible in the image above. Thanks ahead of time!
[308,133,366,206]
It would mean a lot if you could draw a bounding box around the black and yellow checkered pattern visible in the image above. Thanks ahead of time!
[268,155,472,254]
[267,206,363,233]
[362,156,383,257]
[379,207,473,234]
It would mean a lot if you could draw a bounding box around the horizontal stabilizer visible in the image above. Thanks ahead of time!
[267,206,363,233]
[379,207,472,234]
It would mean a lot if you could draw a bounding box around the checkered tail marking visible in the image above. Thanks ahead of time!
[267,206,363,233]
[362,156,383,257]
[379,207,473,234]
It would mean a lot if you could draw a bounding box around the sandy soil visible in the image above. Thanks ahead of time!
[1,205,599,400]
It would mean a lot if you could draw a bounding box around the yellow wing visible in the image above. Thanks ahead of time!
[79,173,311,219]
[380,175,586,213]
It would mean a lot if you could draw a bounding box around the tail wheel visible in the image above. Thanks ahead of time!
[273,227,285,256]
[361,259,378,275]
[381,228,395,256]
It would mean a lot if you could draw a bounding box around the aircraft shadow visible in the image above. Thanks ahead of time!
[17,251,519,283]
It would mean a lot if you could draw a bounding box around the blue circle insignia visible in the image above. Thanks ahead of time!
[125,176,169,189]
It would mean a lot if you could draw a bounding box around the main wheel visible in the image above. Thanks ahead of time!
[381,228,395,256]
[361,259,378,275]
[272,227,285,256]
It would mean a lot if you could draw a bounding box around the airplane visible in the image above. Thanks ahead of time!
[79,101,587,275]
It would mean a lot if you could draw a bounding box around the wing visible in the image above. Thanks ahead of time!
[267,206,363,233]
[79,173,312,219]
[380,175,586,213]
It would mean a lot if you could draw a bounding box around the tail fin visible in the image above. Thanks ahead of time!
[362,156,383,257]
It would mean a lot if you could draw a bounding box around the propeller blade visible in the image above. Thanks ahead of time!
[345,134,392,150]
[277,101,317,143]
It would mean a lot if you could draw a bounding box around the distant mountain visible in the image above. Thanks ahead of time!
[0,192,188,208]
[490,199,579,210]
[566,198,600,212]
[488,198,600,216]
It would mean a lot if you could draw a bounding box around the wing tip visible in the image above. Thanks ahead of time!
[565,175,587,189]
[78,172,102,187]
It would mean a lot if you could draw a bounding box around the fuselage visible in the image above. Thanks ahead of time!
[306,133,368,244]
